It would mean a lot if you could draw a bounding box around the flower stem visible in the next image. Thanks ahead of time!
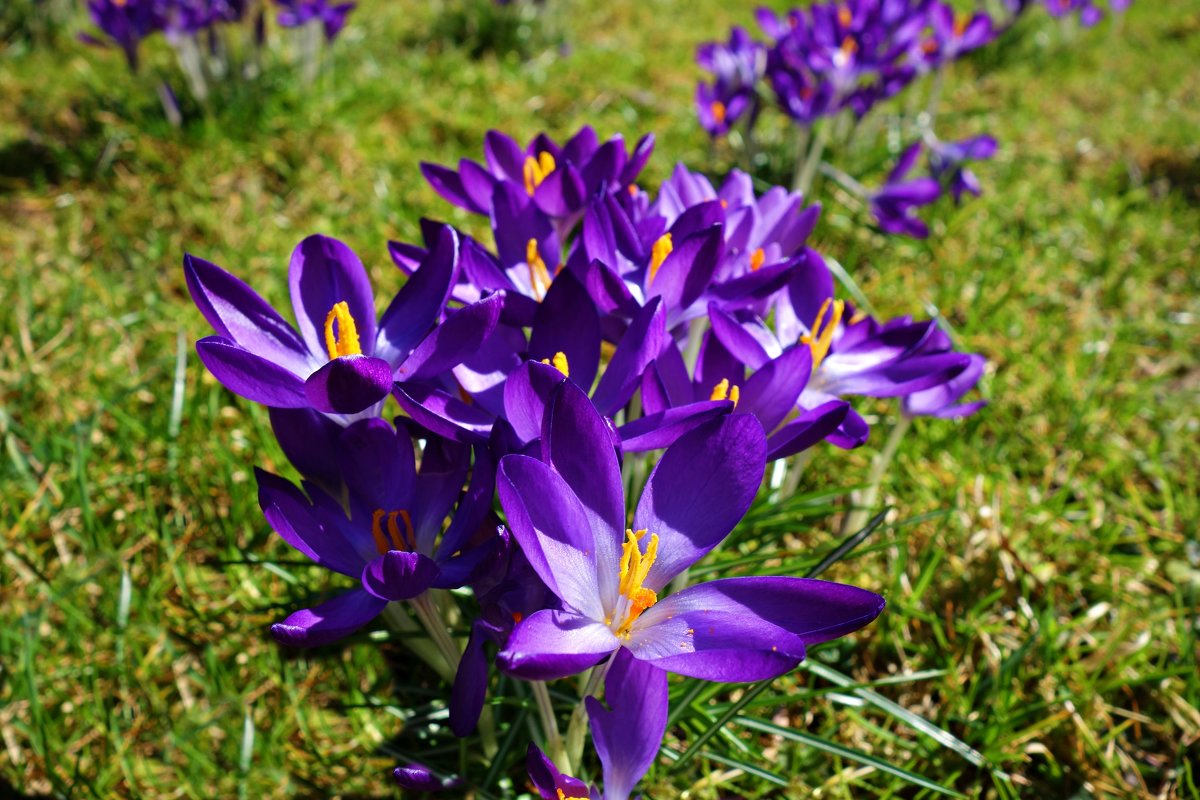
[842,413,911,536]
[794,121,829,195]
[381,603,455,683]
[563,655,614,769]
[530,680,568,773]
[412,593,461,678]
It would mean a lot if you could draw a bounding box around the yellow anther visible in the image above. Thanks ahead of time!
[800,298,846,370]
[523,151,556,196]
[749,248,766,272]
[953,12,970,37]
[615,527,659,638]
[648,233,673,284]
[323,301,363,360]
[526,238,554,301]
[372,509,414,554]
[540,351,570,377]
[840,35,858,57]
[711,100,727,124]
[837,5,852,26]
[709,379,740,407]
[628,184,639,196]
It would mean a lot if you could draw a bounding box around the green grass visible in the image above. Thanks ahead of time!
[2,0,1199,797]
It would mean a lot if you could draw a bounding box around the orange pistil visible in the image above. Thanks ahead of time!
[837,5,852,26]
[711,100,727,125]
[749,247,766,272]
[953,12,971,38]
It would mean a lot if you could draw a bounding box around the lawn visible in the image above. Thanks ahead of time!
[1,0,1198,797]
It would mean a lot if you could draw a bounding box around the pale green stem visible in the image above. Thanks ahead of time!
[530,680,568,773]
[412,593,461,674]
[683,315,708,374]
[381,603,455,683]
[780,450,816,500]
[794,122,830,196]
[564,655,614,769]
[842,413,912,536]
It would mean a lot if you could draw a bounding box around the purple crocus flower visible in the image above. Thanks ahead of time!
[695,27,766,137]
[81,0,163,70]
[765,264,981,446]
[420,127,655,239]
[495,379,884,682]
[918,2,997,67]
[258,419,498,646]
[929,134,998,203]
[902,352,988,418]
[185,228,501,418]
[526,650,667,800]
[276,0,357,41]
[869,142,942,238]
[625,303,851,459]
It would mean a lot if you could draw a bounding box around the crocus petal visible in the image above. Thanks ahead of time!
[336,418,416,510]
[503,360,567,446]
[183,253,311,375]
[590,297,666,417]
[196,336,309,408]
[393,384,494,443]
[376,225,459,366]
[268,406,343,487]
[361,550,440,601]
[539,380,627,612]
[633,415,766,592]
[303,354,394,414]
[534,162,586,218]
[420,161,488,215]
[496,455,606,620]
[395,294,503,382]
[585,649,667,800]
[270,589,386,647]
[618,400,732,452]
[642,576,885,648]
[484,129,525,182]
[765,400,851,460]
[530,271,602,393]
[450,620,494,737]
[288,235,377,360]
[256,468,365,577]
[737,344,814,432]
[647,225,723,314]
[707,306,777,369]
[497,609,618,680]
[393,764,463,792]
[527,745,591,800]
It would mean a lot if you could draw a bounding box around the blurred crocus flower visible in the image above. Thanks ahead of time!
[421,127,655,239]
[869,142,942,238]
[258,420,498,646]
[276,0,357,41]
[917,2,997,68]
[695,26,766,137]
[81,0,163,70]
[526,649,667,800]
[929,134,998,203]
[495,380,884,682]
[186,228,501,417]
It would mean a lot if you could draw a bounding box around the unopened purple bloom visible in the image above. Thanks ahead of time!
[495,380,884,682]
[929,134,997,203]
[393,764,464,792]
[82,0,163,70]
[870,142,942,238]
[259,420,498,646]
[186,228,501,418]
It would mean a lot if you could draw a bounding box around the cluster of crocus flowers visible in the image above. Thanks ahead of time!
[187,125,987,795]
[80,0,355,119]
[694,0,1127,239]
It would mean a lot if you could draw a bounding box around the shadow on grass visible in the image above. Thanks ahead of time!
[0,776,54,800]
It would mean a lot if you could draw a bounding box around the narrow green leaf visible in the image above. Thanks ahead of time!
[733,715,967,798]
